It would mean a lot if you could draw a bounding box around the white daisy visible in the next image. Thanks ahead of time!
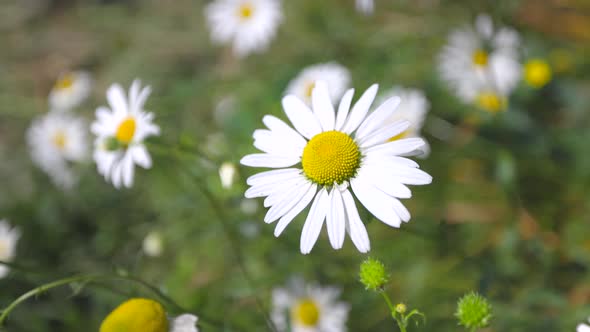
[285,63,351,106]
[355,0,374,15]
[376,87,430,157]
[170,314,199,332]
[438,14,521,112]
[578,319,590,332]
[48,71,92,112]
[0,219,20,279]
[205,0,283,57]
[219,162,238,189]
[272,278,349,332]
[142,231,164,257]
[91,80,160,189]
[240,81,432,254]
[26,111,88,189]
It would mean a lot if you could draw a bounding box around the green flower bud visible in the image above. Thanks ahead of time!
[455,292,492,330]
[359,257,389,291]
[104,136,122,151]
[395,303,407,314]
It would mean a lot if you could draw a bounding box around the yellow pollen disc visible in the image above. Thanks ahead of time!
[472,49,489,67]
[388,129,409,142]
[476,92,506,113]
[238,2,253,20]
[52,130,67,150]
[524,59,552,88]
[99,298,169,332]
[115,117,136,145]
[304,81,316,99]
[55,73,75,90]
[292,298,320,327]
[302,130,360,186]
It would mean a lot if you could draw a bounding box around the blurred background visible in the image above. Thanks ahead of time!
[1,0,590,331]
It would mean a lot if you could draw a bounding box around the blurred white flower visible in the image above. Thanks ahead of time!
[272,278,349,332]
[142,231,164,257]
[0,219,20,279]
[578,319,590,332]
[205,0,283,57]
[170,314,199,332]
[355,0,374,15]
[219,162,237,189]
[48,71,92,112]
[438,14,521,112]
[91,80,160,189]
[241,81,432,254]
[376,87,430,157]
[285,62,351,106]
[27,111,88,189]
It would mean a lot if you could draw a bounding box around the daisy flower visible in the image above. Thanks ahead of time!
[272,278,349,332]
[376,87,430,157]
[205,0,283,57]
[219,162,238,189]
[48,71,92,112]
[285,63,351,106]
[438,14,521,112]
[355,0,374,15]
[240,81,432,254]
[100,298,198,332]
[143,231,164,257]
[0,219,20,279]
[578,318,590,332]
[26,111,88,189]
[91,80,160,189]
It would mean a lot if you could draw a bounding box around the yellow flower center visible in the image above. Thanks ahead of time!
[99,298,169,332]
[472,49,488,67]
[304,81,316,99]
[52,130,67,150]
[476,92,506,113]
[55,73,75,90]
[524,59,552,88]
[115,117,136,145]
[238,2,254,20]
[302,130,360,186]
[292,298,320,327]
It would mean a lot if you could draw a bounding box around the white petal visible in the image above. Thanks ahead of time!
[170,313,198,332]
[274,184,317,237]
[356,96,401,140]
[358,120,410,148]
[300,188,329,254]
[361,167,412,198]
[264,180,311,224]
[135,84,152,111]
[253,129,303,157]
[131,145,152,169]
[326,187,345,249]
[342,84,378,134]
[129,80,141,112]
[335,88,354,131]
[363,154,419,168]
[262,115,307,147]
[391,198,411,222]
[311,81,335,131]
[342,190,370,253]
[246,168,301,186]
[364,137,426,156]
[282,95,322,140]
[351,177,401,227]
[244,176,301,198]
[107,84,128,115]
[122,154,135,188]
[240,153,300,168]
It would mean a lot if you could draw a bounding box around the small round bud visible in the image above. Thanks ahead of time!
[359,257,389,291]
[104,136,121,151]
[395,303,407,314]
[455,292,492,329]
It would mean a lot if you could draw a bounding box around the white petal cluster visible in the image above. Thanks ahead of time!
[0,219,20,279]
[170,314,199,332]
[48,71,92,112]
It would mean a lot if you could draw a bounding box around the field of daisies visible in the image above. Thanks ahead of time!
[1,0,590,331]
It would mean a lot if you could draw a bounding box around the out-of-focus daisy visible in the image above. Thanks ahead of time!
[48,71,92,112]
[241,81,432,254]
[285,63,351,106]
[205,0,283,57]
[0,219,20,279]
[355,0,374,15]
[219,162,237,189]
[143,231,164,257]
[438,14,521,112]
[523,58,552,88]
[91,80,160,189]
[272,278,349,332]
[27,111,88,189]
[100,298,198,332]
[376,87,430,157]
[578,318,590,332]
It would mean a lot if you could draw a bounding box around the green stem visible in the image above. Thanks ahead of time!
[380,291,406,332]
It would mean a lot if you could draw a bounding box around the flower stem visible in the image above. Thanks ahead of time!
[380,291,407,332]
